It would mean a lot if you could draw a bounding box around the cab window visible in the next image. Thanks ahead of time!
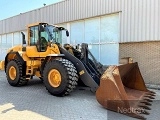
[30,26,39,46]
[39,31,48,51]
[40,31,49,42]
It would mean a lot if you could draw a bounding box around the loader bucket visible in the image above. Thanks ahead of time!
[96,62,155,119]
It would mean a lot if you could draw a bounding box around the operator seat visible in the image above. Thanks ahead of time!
[41,37,48,51]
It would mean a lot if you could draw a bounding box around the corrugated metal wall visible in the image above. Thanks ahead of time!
[120,0,160,42]
[0,0,121,34]
[0,0,160,42]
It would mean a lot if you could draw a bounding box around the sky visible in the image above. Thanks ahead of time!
[0,0,62,20]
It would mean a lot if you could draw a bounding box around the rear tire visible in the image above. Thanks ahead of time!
[43,58,78,96]
[6,59,28,86]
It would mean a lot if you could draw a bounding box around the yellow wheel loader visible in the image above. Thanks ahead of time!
[0,22,155,119]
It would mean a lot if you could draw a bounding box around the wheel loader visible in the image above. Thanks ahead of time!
[0,22,155,119]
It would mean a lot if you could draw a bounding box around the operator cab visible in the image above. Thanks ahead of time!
[28,23,69,52]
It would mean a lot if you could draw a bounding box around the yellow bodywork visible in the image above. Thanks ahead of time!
[0,22,62,79]
[0,43,61,78]
[0,45,23,70]
[0,61,5,70]
[7,45,22,52]
[26,44,60,58]
[26,44,60,78]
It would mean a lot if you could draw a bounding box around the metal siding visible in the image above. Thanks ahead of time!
[0,35,1,47]
[0,0,121,34]
[0,0,160,43]
[54,3,58,23]
[5,19,9,33]
[146,0,151,40]
[158,0,160,39]
[155,0,159,40]
[120,0,160,42]
[141,0,146,41]
[0,21,2,33]
[2,20,5,34]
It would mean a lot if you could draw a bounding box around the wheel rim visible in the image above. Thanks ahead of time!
[9,66,17,80]
[48,69,62,88]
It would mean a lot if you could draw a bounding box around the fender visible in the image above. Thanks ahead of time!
[40,54,65,74]
[5,52,26,76]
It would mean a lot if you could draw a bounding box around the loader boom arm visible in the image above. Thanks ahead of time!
[59,46,98,92]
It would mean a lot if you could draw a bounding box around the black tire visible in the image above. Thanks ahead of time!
[43,58,78,96]
[6,59,28,86]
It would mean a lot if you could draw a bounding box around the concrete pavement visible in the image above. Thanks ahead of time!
[0,70,160,120]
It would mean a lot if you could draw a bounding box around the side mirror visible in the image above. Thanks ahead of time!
[39,25,45,32]
[66,30,69,37]
[21,32,26,44]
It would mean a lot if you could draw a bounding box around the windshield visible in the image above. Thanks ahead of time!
[44,25,62,44]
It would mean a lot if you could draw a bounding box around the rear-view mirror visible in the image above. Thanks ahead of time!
[66,30,69,37]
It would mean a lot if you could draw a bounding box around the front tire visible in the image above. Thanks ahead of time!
[6,59,28,86]
[43,58,78,96]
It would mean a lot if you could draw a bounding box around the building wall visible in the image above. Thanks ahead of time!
[120,0,160,42]
[61,14,120,65]
[0,13,120,65]
[0,0,121,34]
[0,0,160,84]
[1,0,160,43]
[120,41,160,85]
[0,30,27,60]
